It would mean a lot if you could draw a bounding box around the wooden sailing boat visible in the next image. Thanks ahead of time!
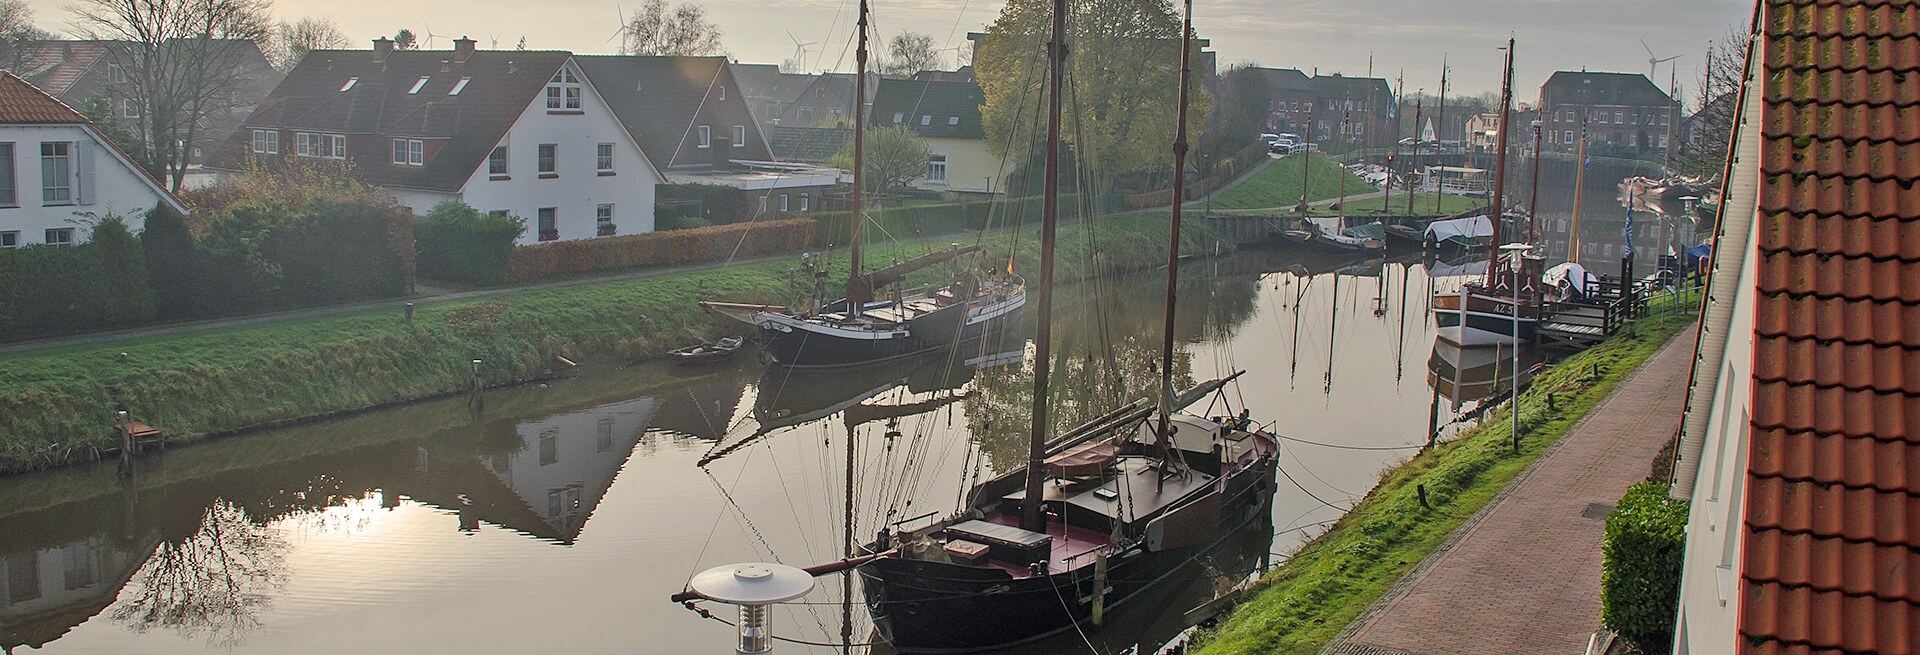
[699,12,1024,368]
[848,1,1281,650]
[1430,38,1548,346]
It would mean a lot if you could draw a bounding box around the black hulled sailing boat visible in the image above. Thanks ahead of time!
[850,0,1281,650]
[700,15,1023,369]
[1430,38,1549,346]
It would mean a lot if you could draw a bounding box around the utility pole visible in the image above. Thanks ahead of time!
[1435,57,1448,214]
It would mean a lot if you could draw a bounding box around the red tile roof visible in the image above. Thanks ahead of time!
[0,70,88,124]
[1744,1,1920,653]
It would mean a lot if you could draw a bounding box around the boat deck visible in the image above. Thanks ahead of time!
[978,513,1111,576]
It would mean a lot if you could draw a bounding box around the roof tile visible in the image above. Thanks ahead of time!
[1758,211,1920,260]
[1753,335,1920,394]
[0,70,89,124]
[1745,524,1920,602]
[1751,428,1920,494]
[1754,293,1920,346]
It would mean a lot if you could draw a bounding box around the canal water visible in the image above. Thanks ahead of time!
[0,247,1535,655]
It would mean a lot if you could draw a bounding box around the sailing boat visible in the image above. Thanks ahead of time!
[1430,38,1547,346]
[700,17,1025,369]
[847,1,1281,650]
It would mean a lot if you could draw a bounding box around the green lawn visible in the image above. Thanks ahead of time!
[1210,154,1376,210]
[1192,293,1701,655]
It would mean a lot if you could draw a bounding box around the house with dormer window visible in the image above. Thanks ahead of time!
[206,38,661,244]
[867,78,993,197]
[0,71,189,249]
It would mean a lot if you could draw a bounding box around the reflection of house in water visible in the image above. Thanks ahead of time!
[1,536,146,651]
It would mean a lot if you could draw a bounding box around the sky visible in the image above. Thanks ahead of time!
[28,0,1753,101]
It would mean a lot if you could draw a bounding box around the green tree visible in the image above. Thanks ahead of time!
[975,0,1210,190]
[824,125,931,196]
[79,95,145,161]
[1196,63,1272,176]
[140,203,202,319]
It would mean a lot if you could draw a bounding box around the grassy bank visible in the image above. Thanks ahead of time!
[1211,154,1375,210]
[0,211,1222,474]
[1193,293,1700,655]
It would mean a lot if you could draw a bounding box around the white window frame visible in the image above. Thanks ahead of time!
[537,207,558,240]
[538,144,557,174]
[893,112,904,123]
[919,115,931,126]
[408,76,430,94]
[596,203,614,230]
[390,138,423,166]
[596,143,614,172]
[450,77,471,95]
[779,194,789,212]
[0,230,16,248]
[732,125,746,148]
[44,227,74,246]
[340,77,358,92]
[697,125,712,148]
[107,63,127,84]
[926,152,948,183]
[120,98,140,119]
[250,129,279,154]
[546,68,581,110]
[489,146,508,177]
[0,143,13,207]
[799,193,810,212]
[40,141,71,205]
[947,116,959,126]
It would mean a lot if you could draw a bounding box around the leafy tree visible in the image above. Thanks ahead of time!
[79,94,144,161]
[68,0,274,192]
[825,125,931,196]
[141,203,203,319]
[414,202,524,286]
[619,0,726,57]
[1196,63,1273,176]
[393,28,417,50]
[975,0,1211,190]
[882,31,941,77]
[268,17,348,71]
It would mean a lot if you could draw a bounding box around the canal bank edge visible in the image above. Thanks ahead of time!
[0,211,1228,475]
[1191,294,1701,655]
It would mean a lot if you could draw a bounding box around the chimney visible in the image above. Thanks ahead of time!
[453,36,476,64]
[373,37,394,62]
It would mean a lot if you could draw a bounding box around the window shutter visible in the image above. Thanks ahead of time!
[74,140,96,205]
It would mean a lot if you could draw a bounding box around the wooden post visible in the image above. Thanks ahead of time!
[117,409,132,475]
[469,359,484,412]
[1426,387,1441,450]
[1417,483,1431,509]
[1091,549,1109,627]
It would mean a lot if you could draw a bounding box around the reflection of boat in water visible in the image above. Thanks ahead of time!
[1427,337,1544,408]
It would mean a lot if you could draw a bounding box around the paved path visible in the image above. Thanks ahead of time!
[1322,327,1699,655]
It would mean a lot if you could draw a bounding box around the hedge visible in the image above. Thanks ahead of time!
[415,202,526,286]
[501,218,818,284]
[1602,482,1690,654]
[0,215,155,339]
[805,194,1081,248]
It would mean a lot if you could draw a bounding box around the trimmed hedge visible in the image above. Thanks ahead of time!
[1602,482,1690,654]
[415,202,525,286]
[502,218,818,284]
[0,215,155,339]
[806,194,1081,248]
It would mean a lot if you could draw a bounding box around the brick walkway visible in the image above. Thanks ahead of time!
[1322,328,1699,655]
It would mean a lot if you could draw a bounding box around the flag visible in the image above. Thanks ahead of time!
[1623,205,1635,258]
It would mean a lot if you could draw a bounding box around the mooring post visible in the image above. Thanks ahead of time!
[117,409,132,474]
[1417,483,1430,510]
[469,359,484,412]
[1426,387,1441,451]
[1091,550,1109,627]
[405,302,415,323]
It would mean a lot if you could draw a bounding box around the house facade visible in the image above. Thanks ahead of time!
[869,78,995,196]
[1668,3,1920,654]
[0,71,190,249]
[208,39,660,245]
[1249,68,1394,147]
[1539,71,1675,153]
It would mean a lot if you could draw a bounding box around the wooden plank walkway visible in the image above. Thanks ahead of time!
[1321,327,1698,655]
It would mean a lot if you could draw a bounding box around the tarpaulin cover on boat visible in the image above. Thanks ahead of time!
[1543,262,1599,295]
[1342,221,1386,240]
[1423,215,1494,245]
[1045,441,1118,477]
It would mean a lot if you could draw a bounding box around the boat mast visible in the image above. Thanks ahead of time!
[1434,57,1446,214]
[1568,109,1588,265]
[1155,0,1197,477]
[1527,89,1543,244]
[1021,0,1068,534]
[1483,38,1513,289]
[845,0,870,314]
[1407,94,1421,214]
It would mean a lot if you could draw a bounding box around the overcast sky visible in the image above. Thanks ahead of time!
[29,0,1752,100]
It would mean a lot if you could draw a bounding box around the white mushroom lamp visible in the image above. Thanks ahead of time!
[688,563,817,654]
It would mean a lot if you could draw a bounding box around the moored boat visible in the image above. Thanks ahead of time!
[667,335,744,365]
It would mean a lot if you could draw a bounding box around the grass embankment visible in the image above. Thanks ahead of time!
[1303,193,1485,218]
[0,211,1222,474]
[1210,154,1375,211]
[1193,294,1700,655]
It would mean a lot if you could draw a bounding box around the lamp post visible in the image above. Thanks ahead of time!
[1202,152,1213,217]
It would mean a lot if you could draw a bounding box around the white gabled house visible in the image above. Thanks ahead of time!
[206,38,661,245]
[0,71,189,249]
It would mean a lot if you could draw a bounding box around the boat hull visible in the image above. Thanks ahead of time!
[759,294,1025,368]
[1432,291,1542,346]
[859,458,1277,653]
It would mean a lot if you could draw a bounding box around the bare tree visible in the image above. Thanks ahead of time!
[111,501,290,647]
[0,0,52,70]
[392,27,416,50]
[881,31,941,77]
[619,0,725,57]
[266,17,345,71]
[1671,25,1748,180]
[68,0,274,191]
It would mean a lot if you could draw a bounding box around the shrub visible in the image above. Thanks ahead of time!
[657,214,713,231]
[0,214,156,339]
[415,202,525,286]
[141,204,204,319]
[501,218,817,284]
[657,183,756,224]
[1602,482,1690,654]
[806,194,1080,248]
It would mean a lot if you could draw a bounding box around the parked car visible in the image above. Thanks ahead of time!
[1260,133,1281,144]
[1398,137,1418,147]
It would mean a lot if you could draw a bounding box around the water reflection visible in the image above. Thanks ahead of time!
[111,500,289,648]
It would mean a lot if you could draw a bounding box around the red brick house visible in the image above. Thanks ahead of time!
[1539,70,1676,154]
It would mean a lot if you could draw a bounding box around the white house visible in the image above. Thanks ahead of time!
[0,71,189,249]
[1668,5,1920,654]
[207,38,661,245]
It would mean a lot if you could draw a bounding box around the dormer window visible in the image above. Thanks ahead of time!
[107,63,127,84]
[450,77,471,95]
[340,77,359,92]
[546,68,581,110]
[408,76,430,94]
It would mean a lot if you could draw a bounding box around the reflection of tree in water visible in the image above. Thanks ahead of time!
[111,499,290,648]
[1193,276,1261,341]
[969,333,1193,470]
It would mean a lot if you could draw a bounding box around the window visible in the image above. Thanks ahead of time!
[718,85,725,100]
[799,193,809,212]
[926,152,947,182]
[390,138,423,165]
[539,429,558,465]
[62,543,95,590]
[41,142,71,204]
[919,114,931,126]
[758,196,767,216]
[697,125,711,148]
[8,553,40,603]
[0,231,15,248]
[1614,110,1623,124]
[537,207,557,241]
[947,116,959,126]
[892,112,905,123]
[1564,130,1574,143]
[340,76,359,92]
[546,67,581,110]
[331,134,346,158]
[107,63,127,84]
[295,133,344,159]
[120,98,140,119]
[44,227,73,246]
[449,77,471,95]
[538,143,556,175]
[779,194,789,212]
[0,143,14,206]
[249,129,278,154]
[596,203,614,235]
[488,146,508,177]
[488,209,510,217]
[596,143,613,173]
[408,76,430,94]
[732,125,746,148]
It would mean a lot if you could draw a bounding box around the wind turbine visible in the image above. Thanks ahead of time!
[785,31,817,73]
[422,21,443,49]
[608,4,630,55]
[1640,39,1681,80]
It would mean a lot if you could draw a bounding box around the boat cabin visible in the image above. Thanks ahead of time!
[1485,243,1548,296]
[1421,166,1491,196]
